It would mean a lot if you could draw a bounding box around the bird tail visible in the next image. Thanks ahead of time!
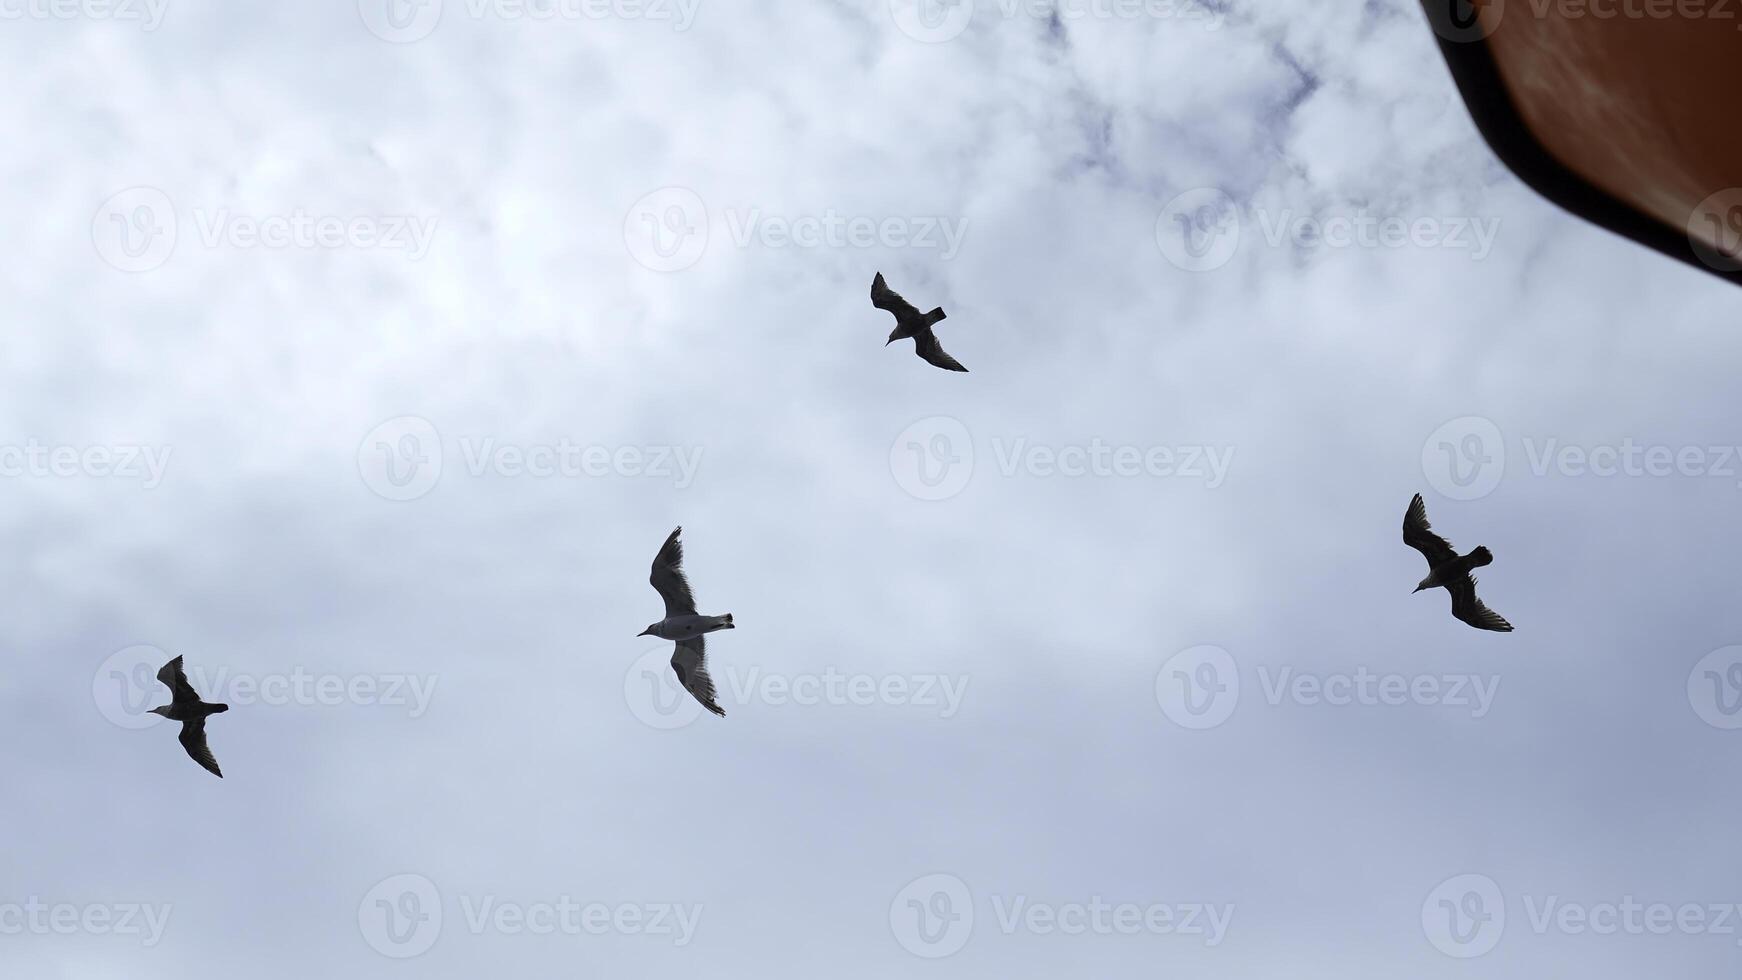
[1468,546,1494,569]
[926,307,946,325]
[722,613,735,629]
[212,703,230,713]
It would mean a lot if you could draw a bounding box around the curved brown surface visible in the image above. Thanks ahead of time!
[1427,0,1742,281]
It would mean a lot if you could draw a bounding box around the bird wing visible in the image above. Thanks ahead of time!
[1402,494,1458,568]
[871,272,922,321]
[650,526,697,618]
[914,328,969,373]
[178,718,223,778]
[670,637,725,717]
[1447,575,1514,632]
[156,656,201,705]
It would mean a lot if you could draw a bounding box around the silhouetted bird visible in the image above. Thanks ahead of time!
[1403,494,1513,632]
[640,526,735,717]
[149,656,228,777]
[872,272,968,373]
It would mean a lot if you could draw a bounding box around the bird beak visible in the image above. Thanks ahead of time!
[885,338,894,346]
[637,628,653,637]
[1411,585,1424,594]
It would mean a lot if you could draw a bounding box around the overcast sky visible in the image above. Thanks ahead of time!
[4,0,1742,976]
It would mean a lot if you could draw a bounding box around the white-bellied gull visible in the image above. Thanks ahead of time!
[640,526,735,717]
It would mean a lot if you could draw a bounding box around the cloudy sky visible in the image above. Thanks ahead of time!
[4,0,1742,976]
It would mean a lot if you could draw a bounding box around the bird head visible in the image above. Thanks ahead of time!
[1412,578,1431,594]
[147,706,169,717]
[637,625,657,638]
[886,330,900,346]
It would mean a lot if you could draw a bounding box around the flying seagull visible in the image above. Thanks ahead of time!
[872,272,968,373]
[148,656,228,777]
[1403,493,1514,632]
[640,526,735,717]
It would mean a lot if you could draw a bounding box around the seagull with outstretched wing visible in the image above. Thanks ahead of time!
[1403,494,1514,633]
[639,527,735,717]
[872,272,968,373]
[148,656,229,777]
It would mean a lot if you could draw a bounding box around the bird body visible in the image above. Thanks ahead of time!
[871,272,968,373]
[1414,545,1493,593]
[642,613,735,642]
[641,527,734,717]
[1402,494,1513,632]
[149,656,228,777]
